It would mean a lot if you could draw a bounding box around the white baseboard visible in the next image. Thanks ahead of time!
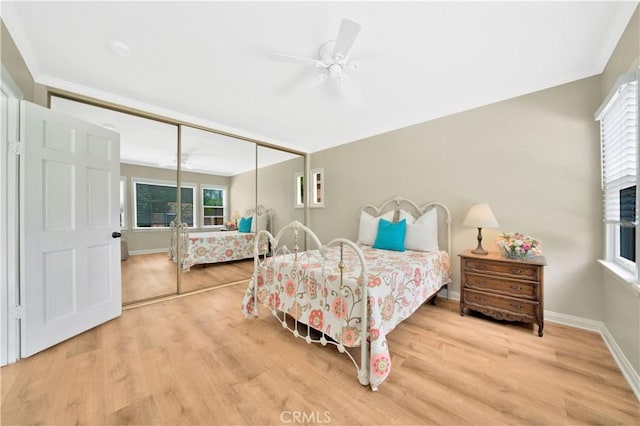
[128,248,168,256]
[544,310,603,332]
[442,289,460,301]
[600,323,640,400]
[439,290,639,400]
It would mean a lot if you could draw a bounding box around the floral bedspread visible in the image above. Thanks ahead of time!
[241,244,451,389]
[181,231,256,270]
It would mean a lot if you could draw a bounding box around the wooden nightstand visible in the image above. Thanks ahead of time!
[458,250,547,337]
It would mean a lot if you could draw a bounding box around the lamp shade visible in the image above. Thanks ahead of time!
[462,203,499,229]
[231,210,242,221]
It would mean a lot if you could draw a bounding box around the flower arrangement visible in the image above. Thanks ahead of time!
[496,232,543,259]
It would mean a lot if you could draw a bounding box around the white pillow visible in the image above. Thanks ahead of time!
[398,209,416,225]
[405,208,439,251]
[357,210,394,245]
[250,213,268,232]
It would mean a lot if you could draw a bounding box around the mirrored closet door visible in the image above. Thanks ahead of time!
[177,125,256,294]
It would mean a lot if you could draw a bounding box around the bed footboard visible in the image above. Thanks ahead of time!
[168,220,190,269]
[247,221,372,389]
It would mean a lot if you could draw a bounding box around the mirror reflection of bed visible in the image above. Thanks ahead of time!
[170,206,273,294]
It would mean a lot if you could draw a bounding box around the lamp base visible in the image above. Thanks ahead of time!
[471,247,489,255]
[471,227,489,255]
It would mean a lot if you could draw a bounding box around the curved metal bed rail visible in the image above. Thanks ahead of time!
[252,221,372,388]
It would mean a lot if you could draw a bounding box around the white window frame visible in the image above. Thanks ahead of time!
[131,177,197,229]
[201,185,227,229]
[310,168,325,208]
[119,176,127,230]
[294,172,304,208]
[596,68,639,285]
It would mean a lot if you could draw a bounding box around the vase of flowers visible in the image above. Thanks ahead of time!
[496,232,543,259]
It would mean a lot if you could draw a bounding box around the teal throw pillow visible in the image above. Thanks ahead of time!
[373,218,406,252]
[238,216,252,233]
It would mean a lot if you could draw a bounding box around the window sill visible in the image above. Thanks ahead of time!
[598,260,640,296]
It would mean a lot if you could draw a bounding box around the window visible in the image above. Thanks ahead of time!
[133,180,195,228]
[120,177,126,229]
[596,69,638,277]
[294,172,304,208]
[620,185,636,262]
[310,168,324,208]
[202,186,226,227]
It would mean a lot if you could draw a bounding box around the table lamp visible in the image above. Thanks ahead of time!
[462,203,499,255]
[231,210,242,227]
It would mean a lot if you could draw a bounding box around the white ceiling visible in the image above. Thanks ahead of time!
[2,1,637,155]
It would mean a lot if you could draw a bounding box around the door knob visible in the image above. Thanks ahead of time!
[112,232,122,238]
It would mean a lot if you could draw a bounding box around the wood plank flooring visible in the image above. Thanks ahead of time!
[121,253,253,304]
[2,284,638,425]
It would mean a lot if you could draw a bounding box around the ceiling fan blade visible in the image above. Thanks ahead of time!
[307,73,329,89]
[333,19,361,60]
[270,52,323,67]
[336,74,362,107]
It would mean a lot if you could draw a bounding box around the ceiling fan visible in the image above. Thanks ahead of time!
[159,153,221,171]
[270,18,362,105]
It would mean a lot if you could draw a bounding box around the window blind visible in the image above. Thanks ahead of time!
[599,79,638,226]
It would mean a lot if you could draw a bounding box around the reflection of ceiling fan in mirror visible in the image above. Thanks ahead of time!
[270,18,363,106]
[159,153,222,171]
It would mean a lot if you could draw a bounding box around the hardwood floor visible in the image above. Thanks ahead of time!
[2,284,638,425]
[121,253,253,304]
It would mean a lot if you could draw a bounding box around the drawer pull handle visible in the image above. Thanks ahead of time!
[510,285,522,291]
[511,268,523,274]
[475,264,487,270]
[511,303,523,309]
[474,279,487,285]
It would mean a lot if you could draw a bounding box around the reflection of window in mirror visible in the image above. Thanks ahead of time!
[132,178,196,228]
[310,168,324,208]
[202,186,226,228]
[120,177,127,229]
[295,172,304,208]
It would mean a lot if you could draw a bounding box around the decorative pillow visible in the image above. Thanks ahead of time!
[399,209,416,225]
[250,213,268,232]
[405,208,438,251]
[357,210,395,246]
[238,216,252,233]
[373,219,406,252]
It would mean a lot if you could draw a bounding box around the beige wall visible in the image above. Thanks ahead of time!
[599,6,640,377]
[601,6,639,98]
[1,20,34,101]
[310,75,603,321]
[231,152,305,234]
[256,148,305,234]
[229,168,256,218]
[1,20,47,106]
[120,163,230,252]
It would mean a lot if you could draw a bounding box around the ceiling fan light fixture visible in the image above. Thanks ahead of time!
[328,63,343,78]
[107,40,131,57]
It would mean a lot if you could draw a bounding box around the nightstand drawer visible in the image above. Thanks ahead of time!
[464,273,537,299]
[464,259,539,280]
[463,289,537,319]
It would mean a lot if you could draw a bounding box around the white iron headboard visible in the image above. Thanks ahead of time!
[361,196,452,259]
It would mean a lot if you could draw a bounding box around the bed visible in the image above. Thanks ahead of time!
[169,205,273,271]
[241,197,452,390]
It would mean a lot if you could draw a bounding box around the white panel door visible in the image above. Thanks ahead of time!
[20,101,121,357]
